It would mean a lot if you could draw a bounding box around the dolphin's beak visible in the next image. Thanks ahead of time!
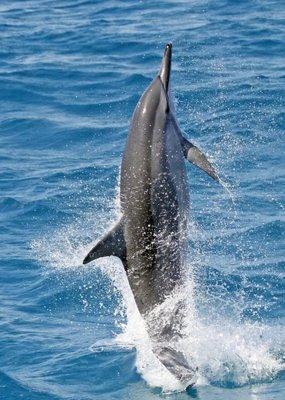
[159,43,172,93]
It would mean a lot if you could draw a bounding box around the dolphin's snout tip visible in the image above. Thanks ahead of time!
[160,43,172,92]
[164,43,172,53]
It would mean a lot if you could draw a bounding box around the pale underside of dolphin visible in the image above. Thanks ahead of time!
[83,44,219,389]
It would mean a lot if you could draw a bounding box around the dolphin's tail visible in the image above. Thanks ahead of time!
[154,344,197,388]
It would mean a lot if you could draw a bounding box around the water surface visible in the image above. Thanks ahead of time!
[0,0,284,399]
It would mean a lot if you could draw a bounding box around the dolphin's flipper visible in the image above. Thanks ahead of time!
[83,218,126,265]
[181,137,220,182]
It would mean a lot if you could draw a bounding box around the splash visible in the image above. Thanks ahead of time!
[31,209,284,393]
[31,222,88,270]
[115,262,284,392]
[219,177,238,207]
[180,296,284,387]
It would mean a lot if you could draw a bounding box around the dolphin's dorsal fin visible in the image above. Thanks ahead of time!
[182,137,220,182]
[83,218,126,265]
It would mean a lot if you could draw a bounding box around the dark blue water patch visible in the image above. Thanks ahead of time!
[241,276,285,321]
[0,118,60,149]
[0,197,24,213]
[45,350,139,396]
[33,166,119,216]
[37,269,122,319]
[40,165,114,185]
[194,219,284,260]
[194,266,244,318]
[0,257,39,283]
[52,98,128,119]
[4,66,96,83]
[194,264,284,322]
[0,117,51,135]
[7,201,73,224]
[0,198,74,226]
[0,371,60,400]
[54,1,97,11]
[0,80,56,105]
[237,260,285,279]
[123,73,151,90]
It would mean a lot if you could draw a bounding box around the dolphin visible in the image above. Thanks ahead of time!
[83,44,219,388]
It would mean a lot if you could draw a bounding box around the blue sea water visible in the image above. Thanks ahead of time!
[0,0,284,399]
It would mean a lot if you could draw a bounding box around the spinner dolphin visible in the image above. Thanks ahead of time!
[83,44,219,388]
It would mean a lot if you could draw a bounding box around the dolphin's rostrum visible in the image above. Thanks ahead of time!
[83,44,219,388]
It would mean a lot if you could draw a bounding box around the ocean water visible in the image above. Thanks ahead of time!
[0,0,284,399]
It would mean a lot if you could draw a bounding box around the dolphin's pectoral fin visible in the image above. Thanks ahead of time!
[83,218,126,265]
[182,137,220,182]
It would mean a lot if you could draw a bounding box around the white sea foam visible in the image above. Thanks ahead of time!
[115,263,284,391]
[31,212,284,393]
